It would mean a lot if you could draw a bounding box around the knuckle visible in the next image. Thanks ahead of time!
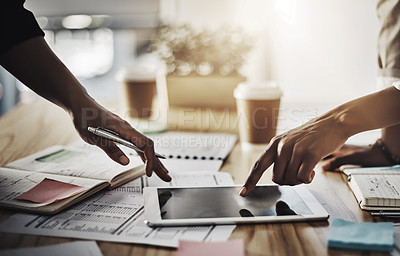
[140,137,154,148]
[284,174,301,185]
[108,146,123,156]
[278,141,292,155]
[329,156,343,166]
[252,160,264,171]
[146,138,154,147]
[121,120,131,128]
[137,136,154,150]
[265,137,279,152]
[245,175,256,186]
[269,136,280,146]
[286,177,298,186]
[297,173,309,183]
[272,173,285,185]
[271,176,281,184]
[292,145,306,156]
[105,144,120,154]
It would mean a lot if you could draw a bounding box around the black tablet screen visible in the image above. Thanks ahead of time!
[157,186,312,219]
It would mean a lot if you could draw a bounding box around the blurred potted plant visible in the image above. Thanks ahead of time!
[152,24,252,109]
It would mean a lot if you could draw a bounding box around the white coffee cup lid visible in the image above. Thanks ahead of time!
[234,81,283,100]
[116,64,158,82]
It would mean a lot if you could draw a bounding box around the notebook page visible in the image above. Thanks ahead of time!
[0,241,103,256]
[159,158,223,173]
[6,145,143,182]
[0,172,236,248]
[351,174,400,206]
[343,165,400,176]
[148,132,237,160]
[0,168,103,208]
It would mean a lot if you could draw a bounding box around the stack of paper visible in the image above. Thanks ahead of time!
[0,132,238,247]
[0,172,236,248]
[0,241,103,256]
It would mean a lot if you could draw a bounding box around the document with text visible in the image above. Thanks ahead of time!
[0,241,103,256]
[0,172,236,248]
[0,144,145,214]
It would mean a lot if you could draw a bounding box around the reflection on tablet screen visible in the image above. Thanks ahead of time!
[157,186,312,219]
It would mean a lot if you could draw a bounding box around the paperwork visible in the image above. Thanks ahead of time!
[72,131,237,162]
[0,132,238,247]
[0,172,236,248]
[15,178,86,204]
[0,167,104,212]
[160,158,223,173]
[6,145,143,183]
[0,144,144,214]
[342,165,400,176]
[72,138,225,173]
[344,165,400,210]
[148,132,237,160]
[0,241,103,256]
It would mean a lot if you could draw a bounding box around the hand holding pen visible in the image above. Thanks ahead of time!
[70,102,171,182]
[88,127,166,159]
[86,124,171,182]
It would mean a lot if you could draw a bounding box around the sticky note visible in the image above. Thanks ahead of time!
[176,240,245,256]
[328,218,394,252]
[16,178,87,204]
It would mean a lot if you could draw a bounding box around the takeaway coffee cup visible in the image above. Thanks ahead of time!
[234,82,283,144]
[116,65,158,119]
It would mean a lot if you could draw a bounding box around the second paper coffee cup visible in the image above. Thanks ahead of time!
[234,82,283,144]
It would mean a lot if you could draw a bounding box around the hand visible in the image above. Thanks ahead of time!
[0,37,171,182]
[240,115,348,196]
[71,96,171,182]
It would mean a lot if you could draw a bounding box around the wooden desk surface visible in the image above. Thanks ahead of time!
[0,100,396,256]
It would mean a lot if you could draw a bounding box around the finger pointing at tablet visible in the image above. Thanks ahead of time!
[240,139,278,196]
[239,111,349,196]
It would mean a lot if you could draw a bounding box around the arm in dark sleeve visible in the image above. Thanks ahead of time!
[0,0,45,56]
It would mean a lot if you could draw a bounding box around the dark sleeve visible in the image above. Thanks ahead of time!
[0,0,45,56]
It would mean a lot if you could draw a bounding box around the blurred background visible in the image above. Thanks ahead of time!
[0,0,379,133]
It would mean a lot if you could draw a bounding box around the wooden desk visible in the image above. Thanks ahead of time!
[0,100,394,255]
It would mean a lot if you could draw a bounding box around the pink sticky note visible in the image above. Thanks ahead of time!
[16,178,87,204]
[176,240,245,256]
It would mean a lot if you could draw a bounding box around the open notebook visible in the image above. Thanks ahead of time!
[0,132,237,214]
[148,132,237,161]
[344,165,400,210]
[0,145,144,214]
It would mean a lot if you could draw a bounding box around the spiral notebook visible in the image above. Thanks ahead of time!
[148,132,238,161]
[344,165,400,210]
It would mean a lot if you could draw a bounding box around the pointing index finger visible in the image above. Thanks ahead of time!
[240,140,278,197]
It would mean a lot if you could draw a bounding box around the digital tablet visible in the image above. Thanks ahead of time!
[143,184,329,227]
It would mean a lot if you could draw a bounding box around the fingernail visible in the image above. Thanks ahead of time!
[146,169,153,177]
[119,156,129,165]
[309,172,315,183]
[322,163,331,170]
[239,187,247,196]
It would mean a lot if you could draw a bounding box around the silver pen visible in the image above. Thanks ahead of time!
[88,127,166,159]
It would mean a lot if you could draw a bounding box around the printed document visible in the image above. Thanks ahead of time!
[0,241,103,256]
[0,172,236,248]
